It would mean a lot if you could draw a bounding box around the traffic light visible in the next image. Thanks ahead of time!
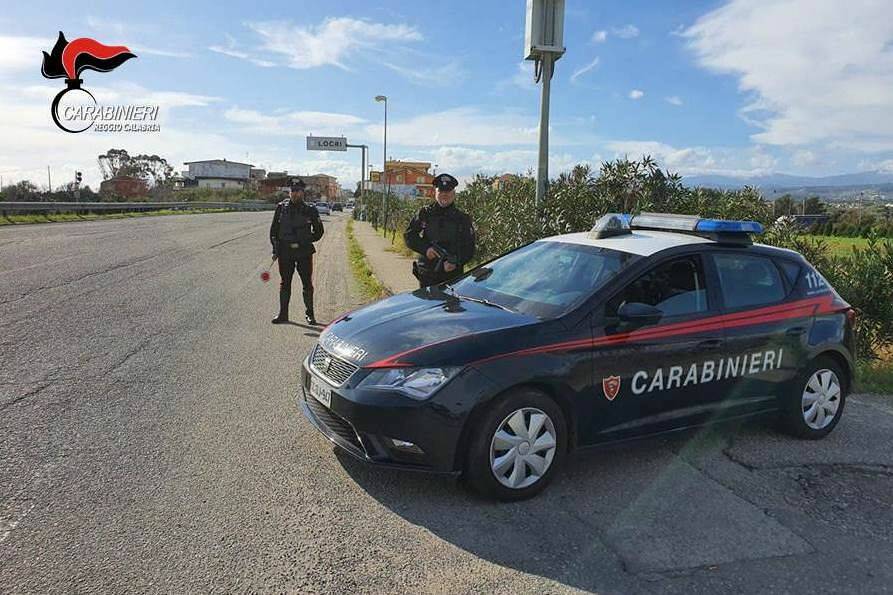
[75,171,82,185]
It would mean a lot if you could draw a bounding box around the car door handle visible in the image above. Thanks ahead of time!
[786,327,807,336]
[696,339,723,351]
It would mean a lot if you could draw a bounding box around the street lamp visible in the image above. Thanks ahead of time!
[375,95,389,229]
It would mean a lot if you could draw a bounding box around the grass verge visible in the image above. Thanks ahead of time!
[375,225,415,257]
[0,208,231,226]
[856,359,893,394]
[346,218,389,300]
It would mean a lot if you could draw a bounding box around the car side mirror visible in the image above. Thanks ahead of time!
[617,302,663,326]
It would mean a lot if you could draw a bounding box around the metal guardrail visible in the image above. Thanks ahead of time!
[0,201,275,215]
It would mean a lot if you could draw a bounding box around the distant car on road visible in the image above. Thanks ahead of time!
[332,203,344,212]
[299,213,855,500]
[314,203,331,216]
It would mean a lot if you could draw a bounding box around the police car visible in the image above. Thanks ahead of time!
[300,213,855,500]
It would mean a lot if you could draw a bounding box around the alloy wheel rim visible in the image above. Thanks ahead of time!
[489,407,557,489]
[801,368,841,430]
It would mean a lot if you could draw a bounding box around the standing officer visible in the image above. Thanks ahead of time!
[270,180,324,325]
[403,173,476,287]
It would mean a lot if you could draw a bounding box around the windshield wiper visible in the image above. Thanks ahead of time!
[457,294,516,313]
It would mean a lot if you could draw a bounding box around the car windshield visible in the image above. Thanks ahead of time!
[450,240,640,318]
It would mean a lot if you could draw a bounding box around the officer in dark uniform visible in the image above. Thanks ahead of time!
[270,180,324,324]
[403,173,476,288]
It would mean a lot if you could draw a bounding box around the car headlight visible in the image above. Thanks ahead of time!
[358,367,461,399]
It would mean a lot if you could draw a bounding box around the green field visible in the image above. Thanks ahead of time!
[804,235,873,257]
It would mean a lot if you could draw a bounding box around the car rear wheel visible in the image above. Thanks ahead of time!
[779,356,847,439]
[464,388,567,501]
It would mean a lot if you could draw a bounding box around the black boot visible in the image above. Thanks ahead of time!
[273,291,290,324]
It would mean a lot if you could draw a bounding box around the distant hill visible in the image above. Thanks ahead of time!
[684,170,893,190]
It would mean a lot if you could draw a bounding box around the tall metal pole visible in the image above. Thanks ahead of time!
[47,166,52,193]
[858,191,864,225]
[383,98,389,229]
[361,145,366,202]
[535,54,554,208]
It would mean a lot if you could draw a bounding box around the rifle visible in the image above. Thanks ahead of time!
[412,241,457,282]
[428,241,456,273]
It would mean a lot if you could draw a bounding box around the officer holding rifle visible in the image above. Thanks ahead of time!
[403,173,476,288]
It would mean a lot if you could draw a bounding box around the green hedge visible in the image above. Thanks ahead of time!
[355,157,892,360]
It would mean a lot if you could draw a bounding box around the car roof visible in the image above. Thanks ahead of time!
[541,229,715,257]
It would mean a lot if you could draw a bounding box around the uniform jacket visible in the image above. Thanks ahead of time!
[270,199,324,257]
[403,202,476,271]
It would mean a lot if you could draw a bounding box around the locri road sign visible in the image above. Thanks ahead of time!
[307,136,347,151]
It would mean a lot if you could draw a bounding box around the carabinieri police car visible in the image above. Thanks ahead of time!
[300,213,855,500]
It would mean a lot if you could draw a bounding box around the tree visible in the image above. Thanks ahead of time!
[1,180,41,201]
[97,149,173,186]
[804,196,826,215]
[774,194,796,216]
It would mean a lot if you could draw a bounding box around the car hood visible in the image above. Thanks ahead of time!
[319,288,539,368]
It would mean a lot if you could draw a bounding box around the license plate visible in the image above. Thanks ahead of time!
[309,376,332,408]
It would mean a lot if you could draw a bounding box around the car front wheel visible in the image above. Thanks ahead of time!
[780,356,847,439]
[464,389,567,501]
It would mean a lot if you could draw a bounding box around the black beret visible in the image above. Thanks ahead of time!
[433,173,458,191]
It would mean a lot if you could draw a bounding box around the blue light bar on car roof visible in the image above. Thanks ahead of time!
[630,212,764,235]
[589,212,764,238]
[694,218,764,234]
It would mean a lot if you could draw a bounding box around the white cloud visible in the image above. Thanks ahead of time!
[592,30,608,43]
[605,140,777,177]
[792,149,818,168]
[629,89,645,100]
[571,57,600,83]
[665,95,683,106]
[685,0,893,151]
[504,61,535,90]
[246,18,422,70]
[85,17,190,58]
[380,60,459,86]
[375,107,541,147]
[429,146,582,182]
[612,25,640,39]
[224,107,365,136]
[0,36,52,73]
[209,34,276,67]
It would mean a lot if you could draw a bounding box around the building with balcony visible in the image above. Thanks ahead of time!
[370,160,435,198]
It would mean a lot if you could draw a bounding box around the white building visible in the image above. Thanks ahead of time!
[183,159,253,190]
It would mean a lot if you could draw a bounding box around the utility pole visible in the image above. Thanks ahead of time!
[535,53,554,208]
[525,0,566,210]
[859,191,864,225]
[47,166,52,193]
[375,95,389,229]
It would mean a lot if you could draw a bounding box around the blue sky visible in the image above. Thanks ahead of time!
[2,0,893,189]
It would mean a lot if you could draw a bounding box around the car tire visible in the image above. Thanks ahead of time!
[464,388,567,501]
[779,356,847,439]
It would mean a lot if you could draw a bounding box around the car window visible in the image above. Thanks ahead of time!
[450,241,640,318]
[713,253,786,309]
[777,259,801,288]
[607,255,708,317]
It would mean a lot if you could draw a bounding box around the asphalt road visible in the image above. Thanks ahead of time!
[2,211,893,594]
